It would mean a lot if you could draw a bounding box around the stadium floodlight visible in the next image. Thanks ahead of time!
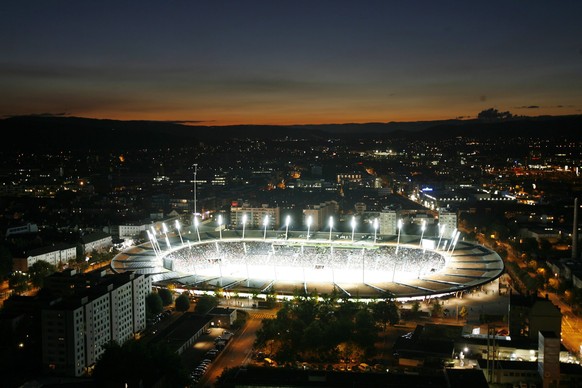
[447,228,457,253]
[218,214,223,240]
[285,215,291,240]
[146,230,158,256]
[263,215,269,239]
[306,215,313,240]
[328,216,334,242]
[396,219,403,254]
[194,216,201,242]
[419,220,426,248]
[242,214,247,240]
[450,231,461,255]
[351,216,356,242]
[162,222,171,249]
[437,224,446,250]
[175,219,184,246]
[373,218,379,244]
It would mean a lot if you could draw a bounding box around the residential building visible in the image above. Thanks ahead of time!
[230,203,280,229]
[41,271,151,377]
[13,243,77,272]
[303,200,338,230]
[508,293,562,341]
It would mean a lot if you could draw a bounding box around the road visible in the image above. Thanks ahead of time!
[195,308,277,387]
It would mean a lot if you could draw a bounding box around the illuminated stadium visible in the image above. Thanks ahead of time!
[111,226,504,300]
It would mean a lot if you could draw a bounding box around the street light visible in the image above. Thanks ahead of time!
[328,216,334,242]
[419,220,426,248]
[217,214,223,240]
[285,215,291,240]
[373,218,378,244]
[351,216,356,242]
[194,216,201,242]
[263,215,269,239]
[306,215,312,240]
[242,214,247,240]
[396,219,403,254]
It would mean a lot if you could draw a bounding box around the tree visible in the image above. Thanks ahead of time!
[195,294,219,314]
[372,300,399,331]
[28,260,56,288]
[430,300,443,317]
[146,292,163,318]
[411,300,421,317]
[158,288,173,306]
[175,293,190,312]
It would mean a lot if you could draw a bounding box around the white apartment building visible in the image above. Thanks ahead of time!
[118,223,148,240]
[230,203,280,229]
[303,201,338,230]
[110,278,135,346]
[84,288,111,367]
[81,231,112,254]
[42,272,151,377]
[42,300,87,377]
[13,243,77,272]
[438,210,457,238]
[379,209,399,236]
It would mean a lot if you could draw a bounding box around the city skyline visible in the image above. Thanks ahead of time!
[1,1,582,126]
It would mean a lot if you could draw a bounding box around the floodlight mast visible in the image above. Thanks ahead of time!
[285,215,291,240]
[218,214,223,240]
[328,216,334,242]
[419,220,426,248]
[306,215,312,240]
[175,219,184,246]
[162,222,171,249]
[194,216,201,242]
[193,164,198,217]
[396,219,403,254]
[373,218,379,244]
[437,224,446,250]
[351,216,356,242]
[263,215,269,239]
[242,214,247,240]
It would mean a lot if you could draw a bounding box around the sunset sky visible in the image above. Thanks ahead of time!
[1,1,582,125]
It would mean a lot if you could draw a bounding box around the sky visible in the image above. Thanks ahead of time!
[1,1,582,126]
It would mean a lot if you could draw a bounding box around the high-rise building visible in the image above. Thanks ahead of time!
[230,203,280,229]
[41,271,151,377]
[438,210,457,238]
[379,209,398,235]
[303,201,338,230]
[538,331,560,388]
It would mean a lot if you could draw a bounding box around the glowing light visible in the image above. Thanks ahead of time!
[329,216,334,242]
[242,214,248,240]
[285,215,291,240]
[396,219,403,254]
[263,215,269,239]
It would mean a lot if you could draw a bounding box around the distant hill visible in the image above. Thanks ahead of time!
[1,114,581,152]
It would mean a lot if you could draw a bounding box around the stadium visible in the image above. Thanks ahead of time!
[111,226,504,301]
